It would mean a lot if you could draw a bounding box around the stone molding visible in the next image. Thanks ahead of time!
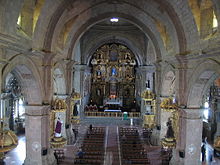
[25,105,50,116]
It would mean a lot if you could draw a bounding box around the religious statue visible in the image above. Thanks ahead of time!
[54,117,62,137]
[73,104,78,116]
[166,117,175,138]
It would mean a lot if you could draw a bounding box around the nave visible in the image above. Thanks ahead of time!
[5,118,220,165]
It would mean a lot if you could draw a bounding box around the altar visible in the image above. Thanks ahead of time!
[104,109,121,112]
[104,97,122,106]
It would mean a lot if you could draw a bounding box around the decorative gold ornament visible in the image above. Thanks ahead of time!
[143,115,156,128]
[214,136,220,151]
[161,114,178,149]
[141,90,155,101]
[0,120,18,159]
[71,90,81,101]
[0,130,18,153]
[161,137,176,148]
[160,97,177,111]
[51,99,67,112]
[90,43,136,107]
[71,116,80,124]
[50,136,67,148]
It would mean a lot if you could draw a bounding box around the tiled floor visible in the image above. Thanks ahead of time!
[201,143,220,165]
[4,118,220,165]
[5,135,26,165]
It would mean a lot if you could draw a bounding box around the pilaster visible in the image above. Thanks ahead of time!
[171,108,203,165]
[73,64,91,114]
[24,105,56,165]
[136,65,155,116]
[214,98,220,139]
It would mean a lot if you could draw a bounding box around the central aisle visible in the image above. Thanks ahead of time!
[104,126,120,165]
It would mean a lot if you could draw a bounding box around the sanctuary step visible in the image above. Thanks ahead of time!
[81,117,141,126]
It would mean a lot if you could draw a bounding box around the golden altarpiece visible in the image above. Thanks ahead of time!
[90,43,137,110]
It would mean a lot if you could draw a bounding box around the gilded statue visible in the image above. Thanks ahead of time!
[141,90,155,100]
[160,97,177,110]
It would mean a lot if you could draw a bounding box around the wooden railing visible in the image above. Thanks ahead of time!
[84,111,140,118]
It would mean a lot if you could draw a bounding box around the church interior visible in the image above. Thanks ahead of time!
[1,0,220,165]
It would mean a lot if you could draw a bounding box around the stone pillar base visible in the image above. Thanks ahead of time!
[171,108,203,165]
[170,149,183,165]
[24,151,56,165]
[150,129,160,145]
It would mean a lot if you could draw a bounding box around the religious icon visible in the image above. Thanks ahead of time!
[73,104,78,116]
[166,118,175,138]
[111,67,116,76]
[54,117,62,137]
[97,70,101,76]
[97,89,101,96]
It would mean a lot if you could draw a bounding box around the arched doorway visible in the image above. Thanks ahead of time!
[4,73,25,134]
[2,58,44,165]
[187,60,220,158]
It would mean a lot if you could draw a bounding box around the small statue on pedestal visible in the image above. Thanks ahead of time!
[166,117,175,139]
[54,117,62,138]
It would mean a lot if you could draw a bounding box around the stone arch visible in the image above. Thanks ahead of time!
[187,59,220,108]
[58,3,179,58]
[65,12,163,63]
[39,0,189,61]
[2,55,43,105]
[84,37,144,66]
[53,64,66,95]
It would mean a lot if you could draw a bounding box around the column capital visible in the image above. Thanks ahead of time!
[181,108,203,119]
[25,105,50,116]
[74,64,91,72]
[136,65,155,72]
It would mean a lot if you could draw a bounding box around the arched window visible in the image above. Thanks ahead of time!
[17,14,21,26]
[213,10,218,30]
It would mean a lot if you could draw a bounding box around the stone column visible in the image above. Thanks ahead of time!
[154,63,162,125]
[24,105,56,165]
[171,108,203,165]
[73,64,91,118]
[136,66,155,115]
[214,98,220,139]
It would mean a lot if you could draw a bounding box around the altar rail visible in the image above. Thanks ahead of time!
[85,111,140,118]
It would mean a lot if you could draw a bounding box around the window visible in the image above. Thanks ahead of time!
[213,11,218,30]
[17,14,21,26]
[203,101,209,121]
